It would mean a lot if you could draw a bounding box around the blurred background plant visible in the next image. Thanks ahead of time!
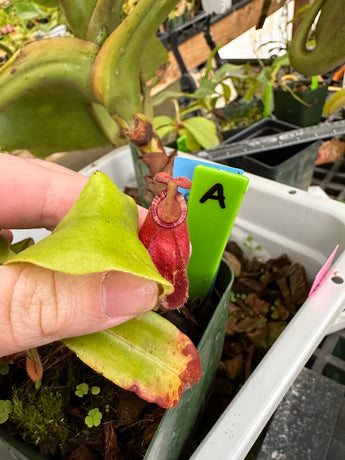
[0,0,67,62]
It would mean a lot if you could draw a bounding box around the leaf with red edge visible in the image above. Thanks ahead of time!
[63,311,201,409]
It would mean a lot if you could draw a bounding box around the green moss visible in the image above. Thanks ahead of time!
[10,386,69,454]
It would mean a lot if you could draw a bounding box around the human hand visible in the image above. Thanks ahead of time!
[0,154,158,357]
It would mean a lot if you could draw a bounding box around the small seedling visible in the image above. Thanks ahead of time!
[91,386,100,395]
[244,236,262,253]
[256,317,267,328]
[85,408,102,428]
[75,383,89,397]
[75,383,101,397]
[0,400,12,424]
[270,306,279,320]
[0,364,9,375]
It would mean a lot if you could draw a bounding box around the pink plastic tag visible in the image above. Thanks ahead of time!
[308,245,339,297]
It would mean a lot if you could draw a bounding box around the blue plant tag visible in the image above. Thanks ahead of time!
[173,156,244,202]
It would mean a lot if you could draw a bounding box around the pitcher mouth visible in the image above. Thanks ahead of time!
[151,190,187,229]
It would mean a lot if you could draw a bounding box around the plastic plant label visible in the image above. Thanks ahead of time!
[172,156,244,202]
[186,164,249,298]
[308,245,339,297]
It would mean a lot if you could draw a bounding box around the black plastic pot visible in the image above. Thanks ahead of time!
[224,117,296,142]
[221,118,319,190]
[273,81,328,127]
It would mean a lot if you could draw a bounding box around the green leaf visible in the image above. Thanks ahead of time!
[91,386,101,395]
[0,85,110,156]
[184,131,202,152]
[194,78,215,99]
[0,37,110,156]
[140,35,169,85]
[0,365,9,376]
[323,88,345,116]
[13,1,43,22]
[181,117,220,151]
[75,383,89,397]
[6,171,173,297]
[153,115,173,129]
[212,63,243,84]
[85,407,102,427]
[63,310,201,409]
[0,400,12,424]
[156,124,177,140]
[10,238,34,254]
[204,43,224,78]
[0,235,14,264]
[152,89,186,107]
[86,0,125,45]
[220,82,231,104]
[59,0,98,39]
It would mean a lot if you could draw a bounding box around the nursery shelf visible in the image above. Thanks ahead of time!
[156,0,287,90]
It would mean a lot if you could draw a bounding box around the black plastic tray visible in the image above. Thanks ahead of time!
[223,117,297,144]
[312,156,345,201]
[218,118,318,190]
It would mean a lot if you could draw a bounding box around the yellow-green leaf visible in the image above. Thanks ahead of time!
[63,310,201,409]
[323,88,345,116]
[0,37,110,156]
[181,117,220,151]
[0,85,110,157]
[6,171,173,296]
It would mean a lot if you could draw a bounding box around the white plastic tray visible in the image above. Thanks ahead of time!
[13,147,345,459]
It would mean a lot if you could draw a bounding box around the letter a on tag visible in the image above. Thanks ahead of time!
[200,183,226,209]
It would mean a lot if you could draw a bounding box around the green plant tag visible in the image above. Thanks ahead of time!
[6,171,173,296]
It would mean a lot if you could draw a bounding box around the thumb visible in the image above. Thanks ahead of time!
[0,263,158,357]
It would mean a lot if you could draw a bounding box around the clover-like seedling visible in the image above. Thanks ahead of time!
[85,408,102,428]
[0,400,12,424]
[75,383,89,398]
[75,383,101,398]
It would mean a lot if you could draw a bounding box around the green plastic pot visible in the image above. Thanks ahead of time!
[273,81,328,127]
[145,259,233,459]
[0,260,233,460]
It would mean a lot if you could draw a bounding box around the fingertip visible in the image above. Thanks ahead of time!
[102,271,158,318]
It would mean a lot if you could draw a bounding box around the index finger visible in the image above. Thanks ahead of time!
[0,154,87,230]
[0,154,148,230]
